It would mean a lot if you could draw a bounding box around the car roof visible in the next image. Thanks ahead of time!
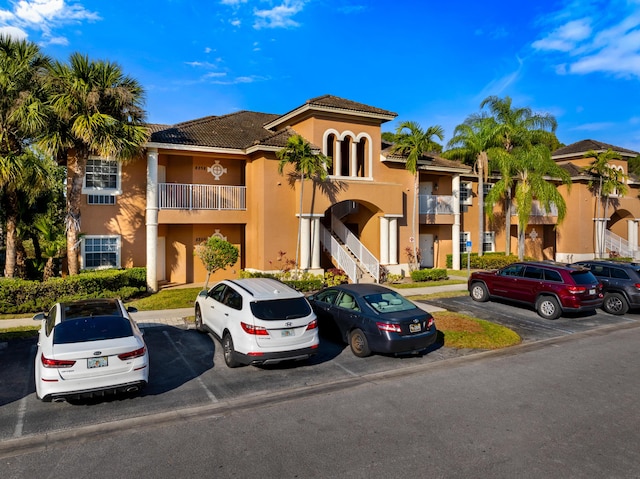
[514,261,589,272]
[225,278,303,300]
[579,260,640,268]
[59,298,124,321]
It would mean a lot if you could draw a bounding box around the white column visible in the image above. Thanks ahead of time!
[350,140,358,177]
[628,220,639,255]
[380,217,389,265]
[335,140,342,176]
[311,217,321,269]
[300,216,311,270]
[389,217,398,264]
[452,174,461,270]
[595,218,607,258]
[146,148,159,293]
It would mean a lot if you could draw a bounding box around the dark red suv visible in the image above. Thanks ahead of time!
[468,261,603,320]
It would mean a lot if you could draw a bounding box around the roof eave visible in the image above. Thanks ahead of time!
[265,103,396,130]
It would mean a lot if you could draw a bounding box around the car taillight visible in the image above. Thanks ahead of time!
[118,346,146,360]
[41,353,75,368]
[566,285,586,294]
[634,283,640,291]
[376,322,402,333]
[426,317,435,329]
[306,319,318,330]
[241,322,269,335]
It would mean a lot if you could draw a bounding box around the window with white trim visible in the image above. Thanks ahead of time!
[460,182,473,206]
[483,231,496,253]
[483,183,494,197]
[87,195,116,205]
[460,231,471,253]
[82,236,120,269]
[83,157,120,194]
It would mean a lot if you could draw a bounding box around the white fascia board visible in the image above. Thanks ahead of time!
[145,142,244,155]
[265,104,396,130]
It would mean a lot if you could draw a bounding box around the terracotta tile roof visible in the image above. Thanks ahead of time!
[381,145,472,172]
[553,139,639,158]
[149,111,284,149]
[304,94,397,117]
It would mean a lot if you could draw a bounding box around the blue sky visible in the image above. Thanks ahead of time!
[2,0,640,151]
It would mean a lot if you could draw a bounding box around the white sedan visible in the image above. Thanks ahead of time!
[33,298,149,402]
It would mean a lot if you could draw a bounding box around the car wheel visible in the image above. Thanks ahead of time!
[194,305,204,332]
[536,296,561,320]
[349,329,371,358]
[470,282,489,302]
[222,333,240,368]
[603,292,629,315]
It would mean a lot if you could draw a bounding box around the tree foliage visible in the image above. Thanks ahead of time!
[195,236,239,289]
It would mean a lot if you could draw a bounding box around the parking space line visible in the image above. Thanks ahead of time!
[162,331,218,403]
[332,361,358,377]
[13,345,35,438]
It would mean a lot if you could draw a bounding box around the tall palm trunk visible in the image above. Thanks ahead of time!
[505,190,512,255]
[2,191,20,278]
[477,161,484,257]
[295,171,304,275]
[66,153,86,275]
[412,172,419,270]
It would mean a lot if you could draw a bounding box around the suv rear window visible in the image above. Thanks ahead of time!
[250,298,311,320]
[571,271,599,285]
[53,316,133,344]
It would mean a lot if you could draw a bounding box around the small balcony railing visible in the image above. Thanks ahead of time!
[418,195,455,215]
[511,201,558,217]
[158,183,246,210]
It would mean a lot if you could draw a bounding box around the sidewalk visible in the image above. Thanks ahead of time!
[0,280,469,331]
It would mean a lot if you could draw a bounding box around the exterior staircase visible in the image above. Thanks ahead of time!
[604,230,640,260]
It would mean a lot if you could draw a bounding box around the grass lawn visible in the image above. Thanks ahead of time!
[126,287,202,311]
[432,311,521,349]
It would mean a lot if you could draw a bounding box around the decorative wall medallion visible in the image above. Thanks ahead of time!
[212,229,227,241]
[207,160,227,181]
[529,229,539,240]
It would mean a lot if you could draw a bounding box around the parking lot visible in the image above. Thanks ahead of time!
[1,296,638,444]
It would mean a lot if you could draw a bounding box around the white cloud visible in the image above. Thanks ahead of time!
[253,0,306,29]
[0,0,99,45]
[571,122,615,131]
[0,25,27,39]
[220,0,247,5]
[532,2,640,79]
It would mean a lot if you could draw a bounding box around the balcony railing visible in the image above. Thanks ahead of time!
[511,201,558,217]
[158,183,246,210]
[418,195,455,215]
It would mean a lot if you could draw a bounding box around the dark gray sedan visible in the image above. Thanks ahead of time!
[308,284,437,357]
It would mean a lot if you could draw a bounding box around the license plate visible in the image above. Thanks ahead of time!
[589,288,596,295]
[409,323,421,333]
[281,329,294,337]
[87,357,108,368]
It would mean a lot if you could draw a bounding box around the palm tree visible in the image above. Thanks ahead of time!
[38,53,149,275]
[392,121,444,270]
[445,115,497,257]
[277,134,329,273]
[0,36,51,277]
[583,149,628,258]
[487,144,571,260]
[480,96,558,255]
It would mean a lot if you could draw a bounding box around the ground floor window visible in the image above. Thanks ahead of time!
[483,231,496,253]
[460,231,471,253]
[82,236,120,269]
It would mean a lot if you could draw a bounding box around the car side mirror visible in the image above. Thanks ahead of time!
[126,306,138,314]
[32,312,46,321]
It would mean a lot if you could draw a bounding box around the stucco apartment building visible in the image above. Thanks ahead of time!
[75,95,640,291]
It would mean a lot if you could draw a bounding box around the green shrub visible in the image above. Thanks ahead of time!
[410,268,448,282]
[447,253,528,270]
[0,268,147,314]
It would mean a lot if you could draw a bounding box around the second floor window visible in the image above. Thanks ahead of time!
[84,157,120,193]
[460,182,472,206]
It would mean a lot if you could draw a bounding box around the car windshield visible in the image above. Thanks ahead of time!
[362,292,416,313]
[250,298,311,320]
[571,271,599,285]
[53,316,133,344]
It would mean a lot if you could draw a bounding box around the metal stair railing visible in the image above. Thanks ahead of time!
[319,223,359,283]
[330,215,379,282]
[604,229,635,258]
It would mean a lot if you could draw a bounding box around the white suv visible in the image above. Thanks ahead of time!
[194,278,319,367]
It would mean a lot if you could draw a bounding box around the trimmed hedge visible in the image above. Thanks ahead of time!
[410,268,448,282]
[447,252,531,270]
[239,270,324,292]
[0,268,147,314]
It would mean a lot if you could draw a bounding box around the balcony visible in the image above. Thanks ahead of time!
[418,195,455,215]
[158,183,246,210]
